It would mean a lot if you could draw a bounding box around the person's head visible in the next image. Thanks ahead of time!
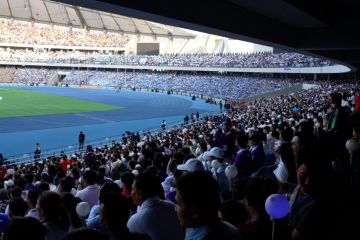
[82,170,97,187]
[58,178,73,193]
[0,189,8,201]
[36,182,50,193]
[99,182,121,203]
[295,141,334,196]
[223,118,232,132]
[219,200,248,226]
[249,132,261,147]
[236,132,248,149]
[131,172,163,205]
[175,171,221,228]
[3,217,47,240]
[177,158,205,174]
[27,189,40,208]
[120,172,135,189]
[8,198,28,220]
[330,92,342,108]
[207,147,224,163]
[8,188,22,199]
[64,227,109,240]
[36,191,69,231]
[280,127,294,143]
[100,193,130,235]
[243,177,278,219]
[86,145,93,152]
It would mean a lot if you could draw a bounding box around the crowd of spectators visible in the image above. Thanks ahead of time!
[0,46,333,68]
[1,68,297,99]
[0,67,15,83]
[13,68,56,86]
[0,78,359,240]
[0,19,130,48]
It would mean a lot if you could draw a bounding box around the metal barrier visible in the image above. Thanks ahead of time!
[4,111,220,165]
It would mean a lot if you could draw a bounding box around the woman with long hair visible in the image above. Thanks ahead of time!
[37,191,70,240]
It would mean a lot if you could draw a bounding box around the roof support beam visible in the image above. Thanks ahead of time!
[98,13,106,30]
[145,21,156,39]
[43,1,54,23]
[63,6,72,26]
[27,0,34,20]
[111,15,124,32]
[6,0,13,18]
[74,7,88,29]
[130,18,141,37]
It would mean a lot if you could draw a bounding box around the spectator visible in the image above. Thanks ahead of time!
[175,171,240,239]
[127,172,184,240]
[34,143,41,161]
[79,131,85,151]
[37,191,70,240]
[3,217,47,240]
[101,192,150,240]
[75,170,100,208]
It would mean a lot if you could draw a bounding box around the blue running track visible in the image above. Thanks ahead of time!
[0,86,220,157]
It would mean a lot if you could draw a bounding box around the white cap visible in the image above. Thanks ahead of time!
[114,179,123,188]
[207,147,224,159]
[6,169,15,176]
[201,151,211,161]
[177,158,205,172]
[4,179,14,189]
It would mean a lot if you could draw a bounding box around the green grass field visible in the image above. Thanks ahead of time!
[0,88,123,118]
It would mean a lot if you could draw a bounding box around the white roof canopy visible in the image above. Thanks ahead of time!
[0,0,195,39]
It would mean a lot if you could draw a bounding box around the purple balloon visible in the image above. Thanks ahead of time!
[265,194,290,219]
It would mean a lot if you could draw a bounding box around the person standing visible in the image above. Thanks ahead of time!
[160,120,166,131]
[34,143,41,161]
[79,131,85,151]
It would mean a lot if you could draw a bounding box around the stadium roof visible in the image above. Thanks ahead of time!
[52,0,360,73]
[0,0,195,39]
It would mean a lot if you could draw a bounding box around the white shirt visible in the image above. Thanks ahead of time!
[26,208,39,220]
[75,184,100,208]
[273,158,289,183]
[127,197,184,240]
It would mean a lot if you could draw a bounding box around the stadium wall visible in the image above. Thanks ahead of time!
[242,84,304,102]
[0,61,350,74]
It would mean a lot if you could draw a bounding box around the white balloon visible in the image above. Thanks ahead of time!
[76,202,90,217]
[346,138,359,153]
[211,160,221,169]
[0,97,2,100]
[225,165,238,179]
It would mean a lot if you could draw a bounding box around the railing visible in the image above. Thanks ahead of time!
[4,111,220,166]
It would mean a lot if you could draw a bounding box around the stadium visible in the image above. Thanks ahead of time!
[0,0,359,240]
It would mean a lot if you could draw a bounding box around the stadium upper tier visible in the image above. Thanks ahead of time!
[0,47,333,68]
[0,19,130,48]
[1,68,298,100]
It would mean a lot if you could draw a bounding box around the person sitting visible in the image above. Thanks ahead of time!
[101,192,150,240]
[37,191,70,240]
[127,172,184,240]
[175,171,240,240]
[75,170,100,208]
[3,217,47,240]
